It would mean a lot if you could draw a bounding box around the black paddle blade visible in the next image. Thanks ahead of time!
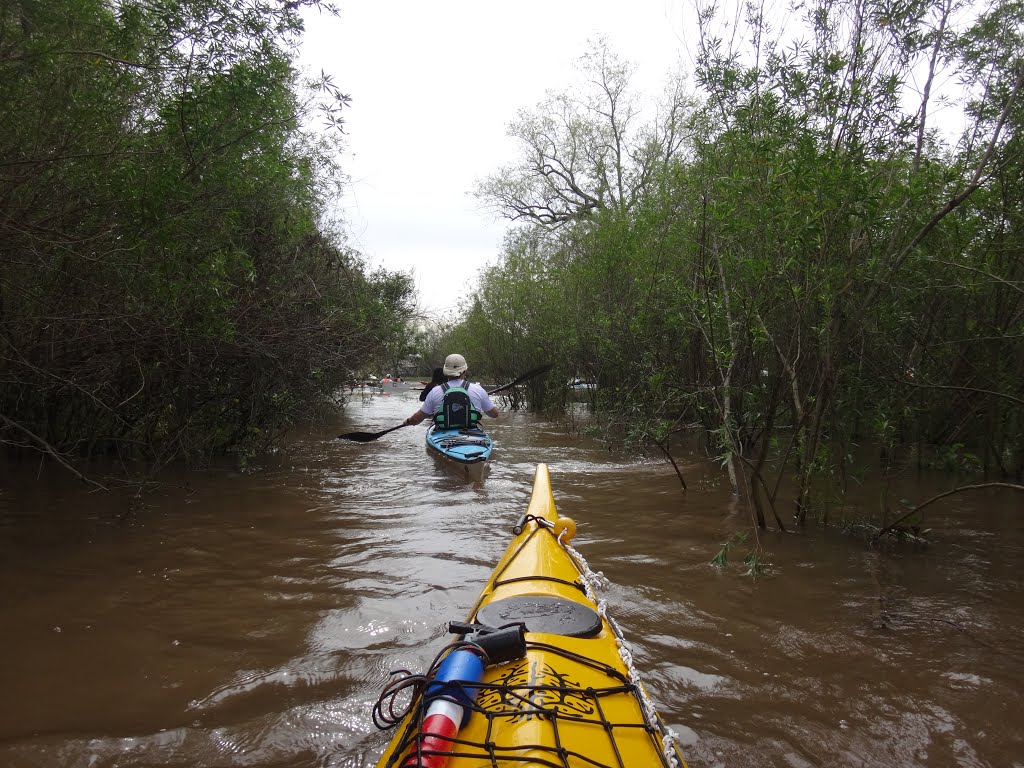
[488,364,553,395]
[509,363,553,384]
[336,422,407,442]
[336,431,384,442]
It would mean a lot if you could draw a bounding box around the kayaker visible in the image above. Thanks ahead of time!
[403,354,498,428]
[418,366,446,402]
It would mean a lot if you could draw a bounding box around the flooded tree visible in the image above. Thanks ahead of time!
[464,4,1024,529]
[0,0,414,471]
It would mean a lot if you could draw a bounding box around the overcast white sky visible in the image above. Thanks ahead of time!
[298,2,690,318]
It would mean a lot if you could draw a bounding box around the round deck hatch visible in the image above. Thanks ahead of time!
[476,595,601,638]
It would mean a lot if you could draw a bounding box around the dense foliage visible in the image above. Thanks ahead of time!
[457,3,1024,526]
[0,0,413,470]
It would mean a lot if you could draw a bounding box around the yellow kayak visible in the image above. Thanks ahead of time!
[372,463,687,768]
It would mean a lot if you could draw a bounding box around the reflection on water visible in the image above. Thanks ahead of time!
[1,385,1022,767]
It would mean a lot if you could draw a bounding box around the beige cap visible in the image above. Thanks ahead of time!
[443,353,468,376]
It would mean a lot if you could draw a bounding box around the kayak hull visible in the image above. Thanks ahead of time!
[373,463,686,768]
[425,426,494,465]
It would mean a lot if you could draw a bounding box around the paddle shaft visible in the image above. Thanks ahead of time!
[372,423,407,440]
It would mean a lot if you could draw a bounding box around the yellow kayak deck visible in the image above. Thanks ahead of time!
[374,463,687,767]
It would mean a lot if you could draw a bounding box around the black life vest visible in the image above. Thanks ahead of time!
[434,381,481,429]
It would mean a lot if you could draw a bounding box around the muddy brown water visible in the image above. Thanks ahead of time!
[1,386,1022,767]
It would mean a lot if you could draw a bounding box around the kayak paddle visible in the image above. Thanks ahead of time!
[336,423,409,443]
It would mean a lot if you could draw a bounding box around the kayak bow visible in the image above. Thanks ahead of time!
[372,463,687,768]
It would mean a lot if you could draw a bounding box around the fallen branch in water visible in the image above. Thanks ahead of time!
[652,437,687,490]
[0,413,108,491]
[871,482,1024,542]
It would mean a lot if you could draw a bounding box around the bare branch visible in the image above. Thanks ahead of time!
[0,414,108,490]
[872,483,1024,542]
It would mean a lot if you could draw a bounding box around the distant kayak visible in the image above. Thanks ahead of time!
[568,377,596,390]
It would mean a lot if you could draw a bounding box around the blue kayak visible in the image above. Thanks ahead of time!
[425,425,494,465]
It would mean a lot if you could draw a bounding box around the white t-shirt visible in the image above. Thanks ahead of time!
[419,379,496,417]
